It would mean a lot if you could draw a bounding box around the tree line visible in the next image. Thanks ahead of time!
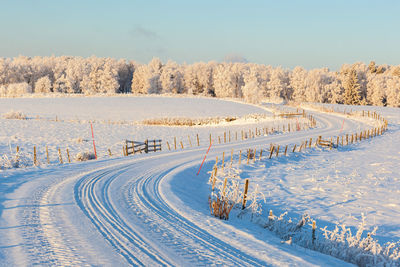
[0,56,399,107]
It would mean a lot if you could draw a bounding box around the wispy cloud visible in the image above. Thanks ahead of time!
[223,54,248,63]
[130,25,159,39]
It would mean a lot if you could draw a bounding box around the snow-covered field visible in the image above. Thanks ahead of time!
[0,96,307,168]
[0,96,398,266]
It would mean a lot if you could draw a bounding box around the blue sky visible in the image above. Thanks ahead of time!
[1,0,399,70]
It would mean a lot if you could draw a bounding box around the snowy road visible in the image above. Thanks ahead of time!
[0,110,373,266]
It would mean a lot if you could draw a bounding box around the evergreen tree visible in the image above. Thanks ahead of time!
[343,69,361,105]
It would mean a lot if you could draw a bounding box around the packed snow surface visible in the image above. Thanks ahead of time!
[0,96,398,266]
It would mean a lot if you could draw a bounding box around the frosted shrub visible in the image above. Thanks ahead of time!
[75,151,96,161]
[2,110,27,120]
[0,151,31,170]
[0,85,7,97]
[34,76,52,93]
[208,165,266,220]
[246,184,266,220]
[6,82,32,97]
[208,165,243,220]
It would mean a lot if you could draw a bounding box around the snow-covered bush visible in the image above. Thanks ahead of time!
[0,151,31,170]
[208,165,265,220]
[2,110,27,120]
[208,165,243,220]
[75,151,96,161]
[0,85,7,97]
[6,82,32,97]
[34,76,52,93]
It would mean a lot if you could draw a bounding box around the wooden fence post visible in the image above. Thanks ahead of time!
[247,150,250,165]
[239,150,242,165]
[58,148,63,164]
[166,141,171,151]
[174,137,177,150]
[34,146,37,166]
[108,148,112,157]
[259,149,263,160]
[337,136,339,147]
[67,148,71,163]
[292,144,297,153]
[145,139,149,153]
[276,145,280,157]
[46,145,50,164]
[180,141,184,149]
[229,131,231,142]
[253,148,256,162]
[188,135,192,147]
[242,179,249,209]
[312,221,316,245]
[197,134,200,146]
[224,132,226,143]
[269,146,275,159]
[284,145,288,156]
[218,136,221,144]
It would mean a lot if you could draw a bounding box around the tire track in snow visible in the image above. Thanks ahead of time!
[124,161,268,266]
[74,166,172,266]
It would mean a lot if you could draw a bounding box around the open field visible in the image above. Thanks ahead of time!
[0,96,398,266]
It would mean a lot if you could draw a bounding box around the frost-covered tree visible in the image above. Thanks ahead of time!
[367,74,387,106]
[290,66,308,103]
[160,60,184,94]
[343,69,361,105]
[184,62,214,95]
[34,76,52,93]
[386,76,400,107]
[267,67,290,100]
[368,61,377,73]
[326,78,343,104]
[131,58,162,94]
[213,63,243,98]
[117,59,134,93]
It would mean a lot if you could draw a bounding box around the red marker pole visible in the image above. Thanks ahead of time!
[90,122,97,159]
[197,141,213,175]
[339,119,345,134]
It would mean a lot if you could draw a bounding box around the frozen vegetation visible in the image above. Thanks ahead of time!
[0,96,399,266]
[0,56,399,107]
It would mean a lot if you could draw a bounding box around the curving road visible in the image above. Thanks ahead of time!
[0,111,373,266]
